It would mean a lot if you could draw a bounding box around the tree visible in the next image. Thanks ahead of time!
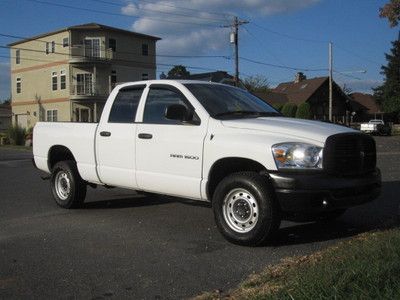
[243,75,270,93]
[281,103,297,118]
[167,65,190,79]
[380,0,400,27]
[272,103,284,112]
[1,96,10,105]
[295,102,311,119]
[373,38,400,114]
[342,84,353,96]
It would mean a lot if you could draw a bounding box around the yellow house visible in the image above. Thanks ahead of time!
[9,23,160,127]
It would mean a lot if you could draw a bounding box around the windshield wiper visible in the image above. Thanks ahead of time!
[213,111,280,118]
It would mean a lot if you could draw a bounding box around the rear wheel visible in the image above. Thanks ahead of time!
[212,172,281,246]
[51,160,86,208]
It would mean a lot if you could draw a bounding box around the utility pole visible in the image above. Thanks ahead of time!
[224,16,249,86]
[328,41,333,122]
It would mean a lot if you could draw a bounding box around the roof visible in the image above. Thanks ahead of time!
[8,23,161,46]
[187,71,234,82]
[273,77,329,104]
[168,71,233,81]
[253,91,288,105]
[350,92,381,113]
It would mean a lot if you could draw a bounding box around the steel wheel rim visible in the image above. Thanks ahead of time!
[222,188,259,233]
[55,171,71,200]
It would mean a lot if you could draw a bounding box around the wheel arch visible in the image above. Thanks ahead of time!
[206,157,269,201]
[48,145,76,171]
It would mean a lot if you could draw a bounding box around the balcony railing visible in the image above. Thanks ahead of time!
[70,46,114,61]
[70,82,103,97]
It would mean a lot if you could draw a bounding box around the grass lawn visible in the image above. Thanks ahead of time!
[196,228,400,299]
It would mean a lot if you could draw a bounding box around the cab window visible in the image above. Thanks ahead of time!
[143,87,198,125]
[108,87,144,123]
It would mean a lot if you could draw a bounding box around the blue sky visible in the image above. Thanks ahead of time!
[0,0,398,100]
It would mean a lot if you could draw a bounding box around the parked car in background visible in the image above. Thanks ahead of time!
[360,119,391,136]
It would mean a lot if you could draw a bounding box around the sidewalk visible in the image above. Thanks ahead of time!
[0,146,33,161]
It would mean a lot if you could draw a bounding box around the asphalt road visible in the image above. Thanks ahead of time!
[1,137,399,299]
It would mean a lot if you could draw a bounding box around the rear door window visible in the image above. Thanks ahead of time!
[108,86,145,123]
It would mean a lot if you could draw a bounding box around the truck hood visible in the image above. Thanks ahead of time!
[221,117,355,143]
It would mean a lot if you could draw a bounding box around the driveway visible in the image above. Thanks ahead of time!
[0,137,399,299]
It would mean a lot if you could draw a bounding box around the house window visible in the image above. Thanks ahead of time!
[46,42,49,54]
[60,70,66,90]
[142,73,149,80]
[142,43,148,56]
[63,37,69,47]
[16,49,20,64]
[52,72,58,91]
[109,38,116,52]
[46,110,58,122]
[51,41,55,53]
[16,77,21,94]
[111,70,117,88]
[84,38,101,58]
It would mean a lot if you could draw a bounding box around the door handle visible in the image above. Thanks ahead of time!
[100,131,111,137]
[138,133,153,139]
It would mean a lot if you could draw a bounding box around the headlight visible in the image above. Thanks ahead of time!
[272,143,323,170]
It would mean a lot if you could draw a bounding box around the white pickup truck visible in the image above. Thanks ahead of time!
[360,119,391,136]
[33,80,381,246]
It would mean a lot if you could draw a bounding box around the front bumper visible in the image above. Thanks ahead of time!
[269,169,381,213]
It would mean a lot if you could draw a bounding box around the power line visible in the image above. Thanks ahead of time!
[250,23,328,44]
[90,0,227,22]
[0,33,230,60]
[333,70,362,80]
[135,0,233,18]
[0,54,53,63]
[22,0,223,28]
[242,25,287,67]
[335,44,381,66]
[250,23,381,67]
[0,45,223,72]
[240,56,327,72]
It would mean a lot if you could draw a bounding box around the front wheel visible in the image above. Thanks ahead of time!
[50,160,87,208]
[212,172,281,246]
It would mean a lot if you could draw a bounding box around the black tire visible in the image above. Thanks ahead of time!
[212,172,281,246]
[50,160,87,209]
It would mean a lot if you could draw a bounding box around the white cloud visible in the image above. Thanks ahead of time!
[0,62,10,101]
[121,0,320,56]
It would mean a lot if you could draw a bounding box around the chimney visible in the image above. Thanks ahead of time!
[294,72,306,83]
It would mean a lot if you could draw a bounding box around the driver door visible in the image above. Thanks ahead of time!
[135,85,207,199]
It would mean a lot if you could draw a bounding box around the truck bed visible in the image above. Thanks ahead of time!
[33,122,100,183]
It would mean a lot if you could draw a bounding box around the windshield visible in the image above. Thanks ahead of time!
[184,83,280,119]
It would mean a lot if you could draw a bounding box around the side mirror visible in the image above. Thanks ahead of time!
[165,104,190,122]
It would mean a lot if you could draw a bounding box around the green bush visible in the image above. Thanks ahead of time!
[7,124,26,145]
[296,102,311,119]
[273,103,284,112]
[281,103,297,117]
